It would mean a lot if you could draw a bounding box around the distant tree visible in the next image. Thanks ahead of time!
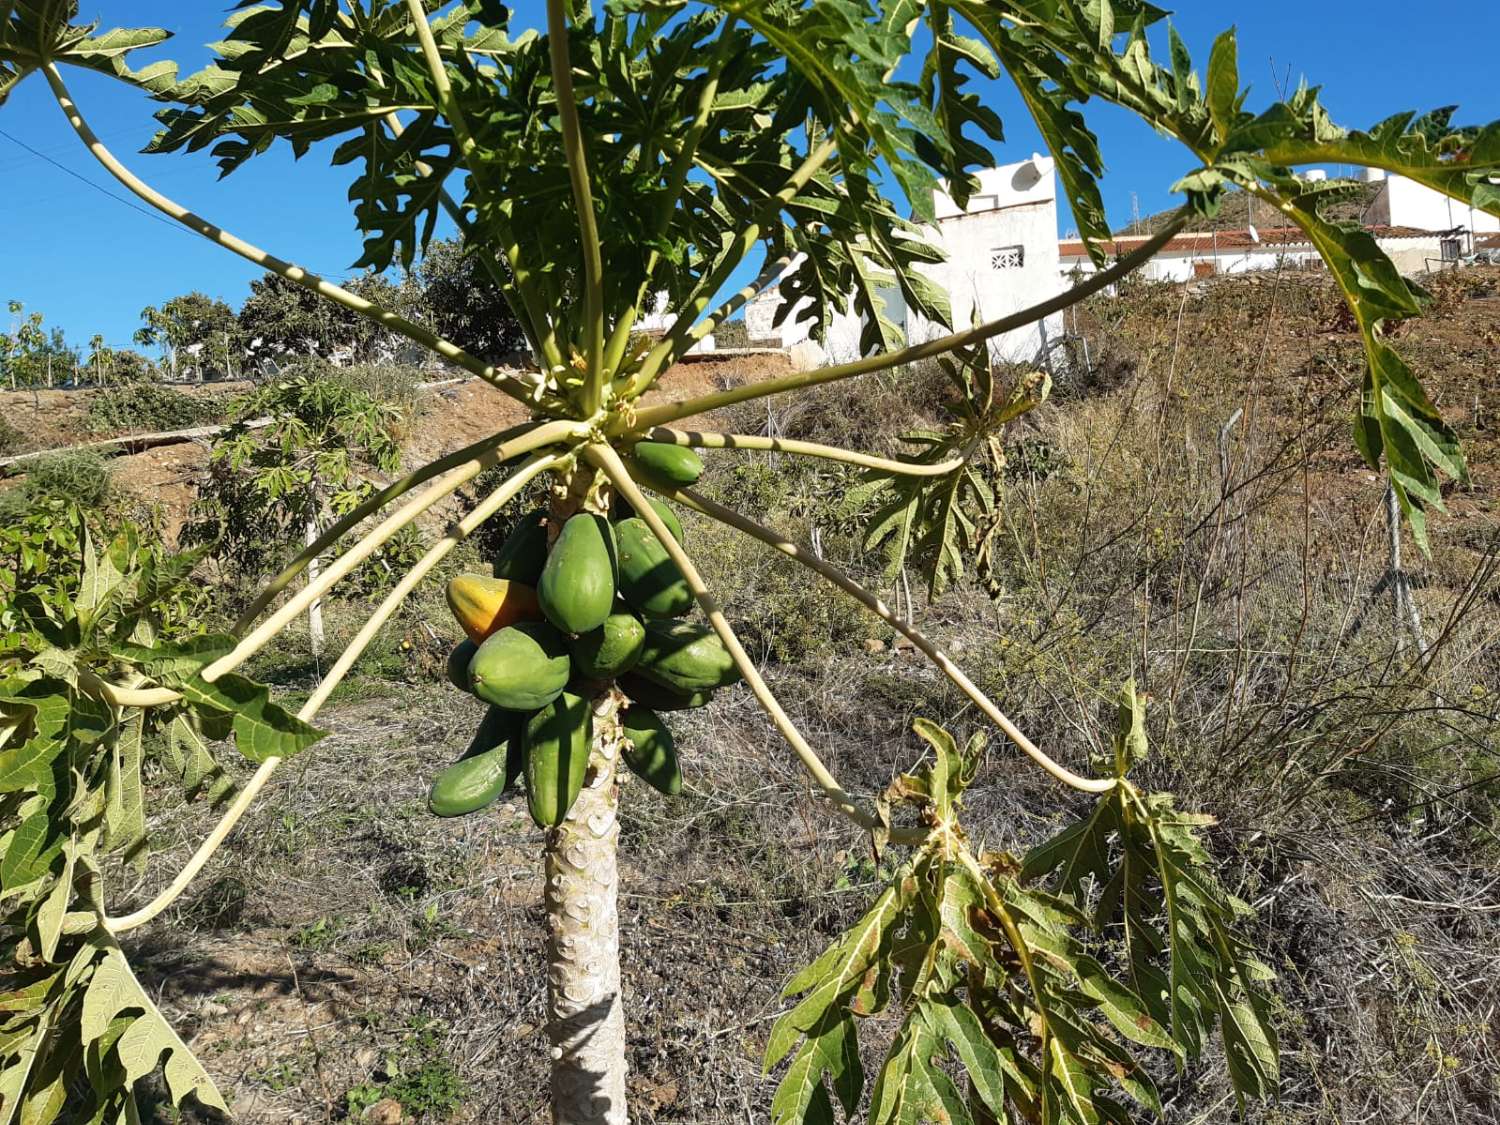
[238,271,407,369]
[183,366,418,656]
[1,300,75,389]
[410,237,527,364]
[135,291,243,381]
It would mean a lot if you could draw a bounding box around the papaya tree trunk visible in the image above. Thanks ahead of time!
[545,692,629,1124]
[544,466,630,1124]
[305,515,325,663]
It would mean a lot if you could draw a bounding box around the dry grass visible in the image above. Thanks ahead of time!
[108,267,1500,1123]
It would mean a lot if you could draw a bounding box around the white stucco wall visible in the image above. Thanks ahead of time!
[912,157,1066,363]
[745,156,1066,367]
[636,293,717,353]
[1061,245,1323,282]
[1369,175,1500,236]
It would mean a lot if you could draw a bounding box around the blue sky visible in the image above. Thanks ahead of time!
[2,1,1497,354]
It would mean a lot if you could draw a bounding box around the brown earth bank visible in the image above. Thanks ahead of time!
[0,351,794,545]
[20,268,1500,1123]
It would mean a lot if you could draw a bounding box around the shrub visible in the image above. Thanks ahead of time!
[0,450,113,520]
[84,383,226,434]
[0,413,22,457]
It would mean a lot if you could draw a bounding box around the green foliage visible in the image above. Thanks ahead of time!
[239,269,410,366]
[0,451,114,527]
[0,301,76,390]
[83,383,225,435]
[855,345,1050,599]
[410,237,528,363]
[133,291,242,380]
[344,1016,470,1119]
[770,699,1277,1123]
[0,509,324,1121]
[184,371,420,589]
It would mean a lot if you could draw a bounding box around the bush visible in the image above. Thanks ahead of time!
[0,450,113,521]
[712,319,751,348]
[84,383,226,434]
[0,413,22,458]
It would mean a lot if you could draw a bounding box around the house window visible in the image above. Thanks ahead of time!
[991,245,1025,270]
[1440,237,1463,261]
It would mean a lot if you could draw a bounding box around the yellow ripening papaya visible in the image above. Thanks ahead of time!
[447,573,542,644]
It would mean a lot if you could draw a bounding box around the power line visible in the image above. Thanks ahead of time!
[0,125,363,281]
[0,125,201,238]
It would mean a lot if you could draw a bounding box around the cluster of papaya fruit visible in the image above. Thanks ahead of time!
[427,442,741,828]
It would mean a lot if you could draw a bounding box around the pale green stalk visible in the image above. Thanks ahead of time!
[639,427,964,477]
[585,443,926,842]
[603,16,740,377]
[399,0,565,371]
[625,136,841,396]
[203,419,583,684]
[105,450,567,935]
[626,211,1192,431]
[234,421,542,634]
[546,0,607,406]
[42,62,542,406]
[651,480,1116,795]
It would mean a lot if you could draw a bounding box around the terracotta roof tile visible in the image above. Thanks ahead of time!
[1059,224,1440,257]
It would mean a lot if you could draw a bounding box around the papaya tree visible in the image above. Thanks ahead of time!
[1,2,1496,1123]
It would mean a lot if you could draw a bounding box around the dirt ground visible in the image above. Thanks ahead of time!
[120,681,912,1125]
[22,269,1500,1122]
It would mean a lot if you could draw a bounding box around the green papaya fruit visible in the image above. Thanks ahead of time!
[525,691,592,827]
[637,621,742,693]
[614,518,694,619]
[617,673,714,711]
[470,621,571,711]
[569,612,646,680]
[610,496,684,543]
[446,639,478,691]
[629,441,703,487]
[620,707,682,796]
[428,707,525,817]
[491,509,550,583]
[538,513,617,635]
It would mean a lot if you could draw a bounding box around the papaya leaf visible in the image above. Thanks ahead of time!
[176,673,326,763]
[87,947,228,1112]
[112,635,235,687]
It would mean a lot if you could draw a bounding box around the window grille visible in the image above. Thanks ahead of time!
[991,245,1024,270]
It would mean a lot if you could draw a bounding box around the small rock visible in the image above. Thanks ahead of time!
[354,1047,379,1072]
[892,635,915,652]
[363,1097,403,1124]
[863,638,886,654]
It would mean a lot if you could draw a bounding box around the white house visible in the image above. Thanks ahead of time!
[1366,170,1500,254]
[745,156,1068,368]
[1059,169,1494,282]
[636,292,716,354]
[740,160,1496,371]
[1057,224,1445,281]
